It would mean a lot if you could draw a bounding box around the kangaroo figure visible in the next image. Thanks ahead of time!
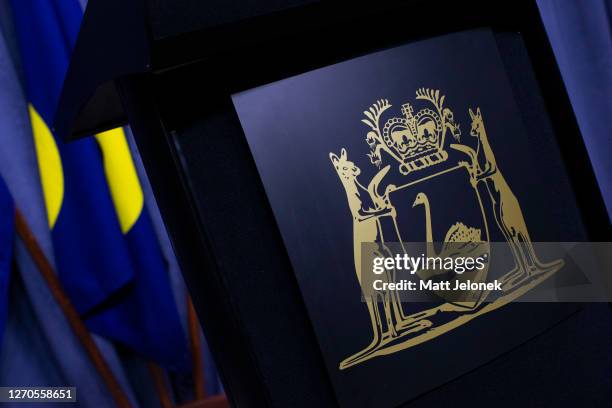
[330,148,410,364]
[467,108,561,288]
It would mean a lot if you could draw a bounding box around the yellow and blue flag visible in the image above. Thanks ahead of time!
[10,0,189,370]
[0,176,14,343]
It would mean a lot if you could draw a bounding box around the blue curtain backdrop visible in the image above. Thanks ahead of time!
[537,0,612,221]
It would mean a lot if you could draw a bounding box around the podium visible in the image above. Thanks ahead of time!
[55,1,610,407]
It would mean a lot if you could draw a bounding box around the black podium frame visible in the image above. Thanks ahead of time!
[56,1,610,407]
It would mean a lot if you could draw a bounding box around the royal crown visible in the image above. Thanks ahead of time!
[361,89,460,175]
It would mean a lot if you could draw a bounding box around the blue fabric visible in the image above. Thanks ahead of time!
[85,214,190,370]
[0,24,135,406]
[2,273,84,408]
[538,0,612,221]
[8,0,189,370]
[9,0,133,316]
[0,176,14,343]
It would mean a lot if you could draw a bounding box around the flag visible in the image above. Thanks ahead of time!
[0,26,136,406]
[9,0,189,370]
[0,176,14,342]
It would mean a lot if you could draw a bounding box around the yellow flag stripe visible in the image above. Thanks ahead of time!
[95,128,144,234]
[29,104,64,229]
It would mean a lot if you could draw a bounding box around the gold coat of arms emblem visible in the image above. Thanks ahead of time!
[330,88,564,369]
